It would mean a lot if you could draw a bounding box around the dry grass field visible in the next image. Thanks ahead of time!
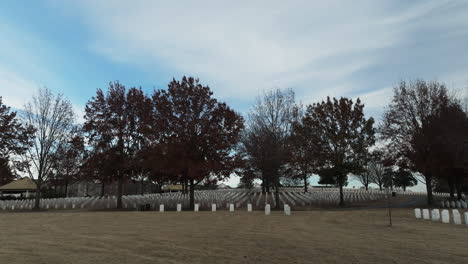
[0,209,467,264]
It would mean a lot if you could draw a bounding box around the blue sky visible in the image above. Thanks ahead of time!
[1,0,468,189]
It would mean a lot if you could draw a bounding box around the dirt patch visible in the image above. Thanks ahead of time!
[0,209,467,264]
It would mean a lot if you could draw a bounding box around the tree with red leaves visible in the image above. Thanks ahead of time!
[0,97,34,185]
[303,97,375,206]
[381,80,456,204]
[83,82,153,208]
[152,76,244,209]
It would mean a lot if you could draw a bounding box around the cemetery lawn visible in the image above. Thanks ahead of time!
[1,209,467,264]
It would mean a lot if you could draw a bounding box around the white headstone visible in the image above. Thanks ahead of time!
[456,200,461,208]
[464,212,468,226]
[159,204,164,212]
[177,204,182,212]
[46,204,49,209]
[265,204,271,216]
[284,205,291,216]
[452,209,461,225]
[431,209,440,221]
[440,201,445,208]
[414,208,421,219]
[211,204,216,212]
[422,209,430,220]
[461,200,467,209]
[194,203,199,212]
[72,204,76,209]
[229,204,234,212]
[247,204,252,212]
[441,209,450,223]
[445,201,450,208]
[451,201,456,208]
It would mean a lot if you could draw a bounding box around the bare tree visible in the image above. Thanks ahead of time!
[368,150,387,190]
[288,103,322,193]
[50,127,84,197]
[369,160,386,190]
[354,171,371,191]
[22,87,75,209]
[242,88,295,208]
[380,80,454,204]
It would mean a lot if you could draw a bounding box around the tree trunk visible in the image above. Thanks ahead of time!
[403,185,406,192]
[64,180,69,198]
[100,181,105,197]
[378,183,383,191]
[339,182,344,206]
[364,184,368,191]
[448,175,455,199]
[140,179,144,195]
[34,182,41,209]
[117,176,123,209]
[303,173,308,193]
[261,174,266,193]
[266,176,270,193]
[425,172,433,205]
[275,173,280,209]
[456,174,463,200]
[182,179,187,195]
[189,178,195,210]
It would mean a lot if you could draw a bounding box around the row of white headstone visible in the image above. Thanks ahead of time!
[1,188,453,211]
[440,200,468,209]
[159,203,291,215]
[286,187,451,197]
[415,208,468,226]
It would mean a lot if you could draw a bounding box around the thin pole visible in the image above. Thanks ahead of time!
[387,186,393,227]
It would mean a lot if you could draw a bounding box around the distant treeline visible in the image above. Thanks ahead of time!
[0,77,466,209]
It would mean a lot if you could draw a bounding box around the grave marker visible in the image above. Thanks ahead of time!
[159,204,164,212]
[414,208,421,219]
[422,209,430,220]
[441,209,450,223]
[284,204,291,216]
[229,204,234,212]
[461,200,467,209]
[247,204,252,212]
[265,204,270,216]
[431,209,440,221]
[452,209,461,225]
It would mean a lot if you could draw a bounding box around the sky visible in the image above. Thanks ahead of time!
[1,0,468,190]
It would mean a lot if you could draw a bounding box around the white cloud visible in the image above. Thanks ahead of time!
[0,66,86,124]
[46,1,459,100]
[0,66,39,109]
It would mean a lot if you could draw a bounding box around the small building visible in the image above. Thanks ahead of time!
[0,177,37,198]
